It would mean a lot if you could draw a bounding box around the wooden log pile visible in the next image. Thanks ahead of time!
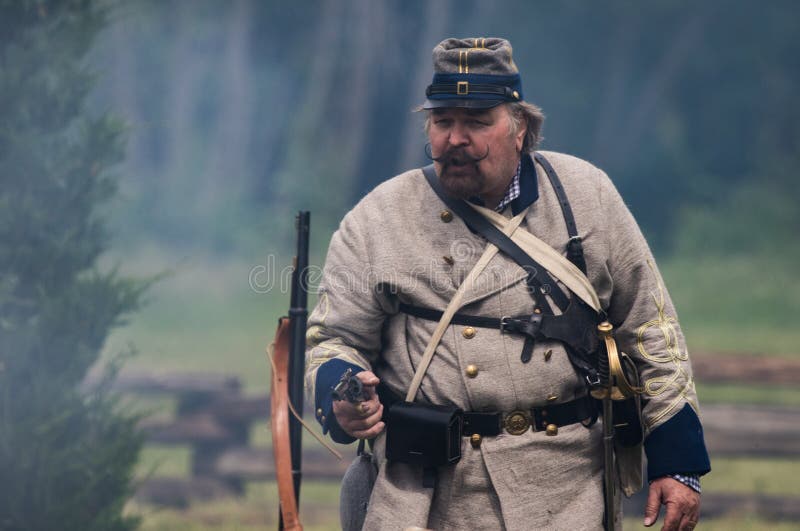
[104,354,800,521]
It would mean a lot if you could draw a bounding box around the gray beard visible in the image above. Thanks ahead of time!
[438,166,485,199]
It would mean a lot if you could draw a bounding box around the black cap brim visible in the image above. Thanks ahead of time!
[422,98,505,110]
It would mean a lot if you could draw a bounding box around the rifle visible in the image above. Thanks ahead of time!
[270,211,310,531]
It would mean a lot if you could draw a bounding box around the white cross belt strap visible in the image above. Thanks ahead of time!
[405,206,530,402]
[468,202,602,312]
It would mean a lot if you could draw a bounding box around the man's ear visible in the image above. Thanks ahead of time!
[515,122,527,152]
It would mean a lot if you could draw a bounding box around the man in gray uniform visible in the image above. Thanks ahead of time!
[306,37,710,530]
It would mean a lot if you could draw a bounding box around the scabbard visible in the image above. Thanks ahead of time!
[270,318,303,530]
[602,396,617,531]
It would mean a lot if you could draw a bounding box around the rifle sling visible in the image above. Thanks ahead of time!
[270,318,303,531]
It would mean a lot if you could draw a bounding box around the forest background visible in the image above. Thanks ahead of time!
[95,0,799,375]
[8,0,800,529]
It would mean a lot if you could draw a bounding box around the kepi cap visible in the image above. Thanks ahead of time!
[424,37,524,109]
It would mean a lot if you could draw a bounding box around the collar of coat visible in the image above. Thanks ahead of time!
[467,153,539,215]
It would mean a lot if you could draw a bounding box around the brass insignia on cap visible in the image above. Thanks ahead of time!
[458,50,470,74]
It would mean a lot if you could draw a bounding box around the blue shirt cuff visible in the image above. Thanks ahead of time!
[314,359,364,444]
[644,403,711,480]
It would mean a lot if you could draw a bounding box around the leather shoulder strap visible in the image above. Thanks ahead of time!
[534,152,587,274]
[422,164,569,313]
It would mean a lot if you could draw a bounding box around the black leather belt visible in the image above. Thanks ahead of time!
[399,303,530,332]
[463,395,598,436]
[378,384,597,437]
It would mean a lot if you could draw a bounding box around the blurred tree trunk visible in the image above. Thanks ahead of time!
[271,0,351,231]
[398,0,453,172]
[592,7,708,169]
[338,0,385,180]
[207,0,253,208]
[589,11,640,161]
[613,11,707,165]
[163,1,200,214]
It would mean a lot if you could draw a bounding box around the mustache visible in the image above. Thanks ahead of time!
[425,143,490,165]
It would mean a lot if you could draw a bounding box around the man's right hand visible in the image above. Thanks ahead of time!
[332,371,385,439]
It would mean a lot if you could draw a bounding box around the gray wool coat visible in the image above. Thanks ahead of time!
[306,151,701,530]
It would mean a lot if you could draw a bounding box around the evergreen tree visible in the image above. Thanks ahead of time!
[0,2,144,529]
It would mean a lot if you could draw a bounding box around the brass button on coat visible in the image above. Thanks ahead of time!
[546,424,558,436]
[462,326,476,339]
[465,364,479,378]
[440,210,453,222]
[470,433,482,448]
[544,349,553,361]
[547,394,558,402]
[316,408,323,417]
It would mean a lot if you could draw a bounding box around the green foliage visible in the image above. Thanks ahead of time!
[0,1,144,530]
[82,0,800,259]
[672,163,800,262]
[662,157,800,354]
[662,254,800,354]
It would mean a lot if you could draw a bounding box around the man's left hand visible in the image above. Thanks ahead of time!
[643,476,700,530]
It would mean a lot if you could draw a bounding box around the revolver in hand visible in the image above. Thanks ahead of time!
[331,368,367,403]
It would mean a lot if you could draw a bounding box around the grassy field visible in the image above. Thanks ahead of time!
[130,481,340,531]
[661,255,800,357]
[102,245,300,391]
[105,245,799,529]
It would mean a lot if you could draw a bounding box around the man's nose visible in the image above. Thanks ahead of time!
[448,123,470,146]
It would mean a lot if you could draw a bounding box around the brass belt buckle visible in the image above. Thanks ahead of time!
[504,410,531,435]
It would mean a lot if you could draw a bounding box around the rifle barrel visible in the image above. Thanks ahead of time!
[288,211,310,508]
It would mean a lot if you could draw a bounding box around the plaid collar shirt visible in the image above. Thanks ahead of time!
[494,160,522,212]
